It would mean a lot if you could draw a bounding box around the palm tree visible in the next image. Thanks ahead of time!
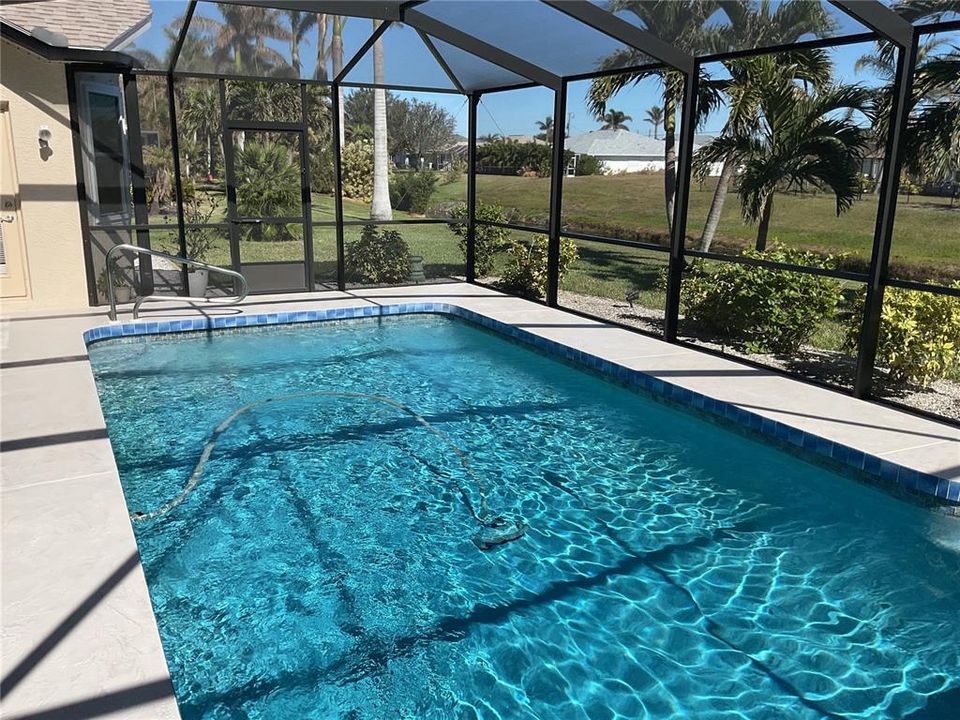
[589,0,718,232]
[855,35,949,191]
[192,6,290,75]
[175,27,218,73]
[643,106,663,138]
[601,109,633,130]
[130,22,215,72]
[888,1,960,182]
[905,47,960,182]
[892,0,960,23]
[370,19,392,220]
[694,0,835,251]
[178,82,222,180]
[314,13,329,81]
[695,62,869,250]
[535,116,554,141]
[284,11,316,77]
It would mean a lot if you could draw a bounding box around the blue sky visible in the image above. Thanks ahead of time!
[135,2,954,139]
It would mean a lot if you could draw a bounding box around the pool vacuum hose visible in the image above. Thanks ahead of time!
[131,391,526,550]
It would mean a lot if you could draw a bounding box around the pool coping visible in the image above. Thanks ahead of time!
[83,302,960,506]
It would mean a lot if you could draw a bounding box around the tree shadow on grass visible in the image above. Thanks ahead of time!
[573,245,667,294]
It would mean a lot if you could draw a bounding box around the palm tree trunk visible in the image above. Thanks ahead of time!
[370,20,392,221]
[291,36,300,77]
[315,13,329,81]
[756,196,773,251]
[186,129,195,177]
[206,133,213,179]
[332,17,345,147]
[662,88,677,235]
[698,158,735,252]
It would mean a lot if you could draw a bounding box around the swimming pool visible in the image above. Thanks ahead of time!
[88,312,960,719]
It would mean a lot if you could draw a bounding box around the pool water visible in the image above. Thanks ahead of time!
[88,314,960,720]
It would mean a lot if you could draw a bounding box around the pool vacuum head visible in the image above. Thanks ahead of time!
[472,516,526,551]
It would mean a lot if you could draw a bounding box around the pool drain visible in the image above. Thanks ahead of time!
[130,391,525,550]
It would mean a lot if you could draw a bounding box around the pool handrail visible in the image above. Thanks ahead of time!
[105,243,248,322]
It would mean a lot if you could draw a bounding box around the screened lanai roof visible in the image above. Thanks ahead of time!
[4,1,959,92]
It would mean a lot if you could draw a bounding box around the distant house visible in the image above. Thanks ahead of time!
[393,135,468,170]
[566,128,722,176]
[860,144,885,181]
[501,134,549,145]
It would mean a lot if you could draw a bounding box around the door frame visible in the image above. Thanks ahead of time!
[222,120,314,293]
[75,73,133,226]
[0,99,31,300]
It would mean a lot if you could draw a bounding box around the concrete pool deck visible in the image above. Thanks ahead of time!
[2,282,958,719]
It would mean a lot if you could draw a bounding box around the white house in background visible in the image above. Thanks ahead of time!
[566,128,722,176]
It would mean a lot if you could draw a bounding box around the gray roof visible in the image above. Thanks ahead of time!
[0,0,151,51]
[566,129,665,158]
[567,129,715,158]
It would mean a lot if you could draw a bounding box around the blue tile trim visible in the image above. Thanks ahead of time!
[83,302,955,503]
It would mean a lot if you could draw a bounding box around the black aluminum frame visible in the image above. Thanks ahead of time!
[37,0,958,425]
[223,121,314,293]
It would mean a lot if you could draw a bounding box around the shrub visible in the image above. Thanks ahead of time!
[390,171,438,214]
[449,200,510,276]
[574,153,604,176]
[341,140,375,201]
[844,283,960,387]
[476,140,600,178]
[476,139,556,178]
[310,141,335,194]
[345,224,410,284]
[498,235,579,300]
[680,248,843,354]
[899,178,921,197]
[442,158,466,185]
[96,255,129,298]
[183,192,220,263]
[235,142,301,241]
[143,145,174,212]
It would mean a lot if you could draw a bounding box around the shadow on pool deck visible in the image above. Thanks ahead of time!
[1,551,177,720]
[4,679,174,720]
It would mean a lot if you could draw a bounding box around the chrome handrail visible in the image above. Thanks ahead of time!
[105,243,248,321]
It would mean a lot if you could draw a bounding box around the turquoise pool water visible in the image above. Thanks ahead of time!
[89,314,960,720]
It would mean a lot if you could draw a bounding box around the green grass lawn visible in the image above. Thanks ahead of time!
[147,171,957,298]
[433,173,959,282]
[148,194,465,283]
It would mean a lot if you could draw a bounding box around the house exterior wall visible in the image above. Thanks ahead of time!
[590,155,723,176]
[0,40,88,311]
[598,157,666,174]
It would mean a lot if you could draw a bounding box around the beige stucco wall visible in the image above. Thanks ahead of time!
[0,39,89,312]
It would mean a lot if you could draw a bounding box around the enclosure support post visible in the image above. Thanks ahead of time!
[331,81,346,291]
[123,72,154,295]
[167,72,189,295]
[546,81,567,307]
[65,66,98,305]
[300,83,316,291]
[664,63,699,342]
[853,31,918,398]
[466,93,479,283]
